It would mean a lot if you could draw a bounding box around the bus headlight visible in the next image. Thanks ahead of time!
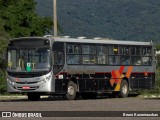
[38,75,51,84]
[46,75,51,81]
[44,75,51,82]
[11,82,15,85]
[8,80,11,84]
[7,79,15,86]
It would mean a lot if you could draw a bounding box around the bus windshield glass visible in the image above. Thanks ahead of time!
[7,48,51,72]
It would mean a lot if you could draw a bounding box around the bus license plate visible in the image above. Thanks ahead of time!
[22,86,30,89]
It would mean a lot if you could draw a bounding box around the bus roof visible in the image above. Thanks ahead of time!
[10,37,153,46]
[53,37,152,46]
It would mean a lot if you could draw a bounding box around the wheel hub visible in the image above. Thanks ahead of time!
[68,86,74,96]
[122,84,128,95]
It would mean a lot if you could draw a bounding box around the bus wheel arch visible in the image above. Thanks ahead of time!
[118,78,129,98]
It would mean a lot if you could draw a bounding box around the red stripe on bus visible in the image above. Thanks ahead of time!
[119,66,125,75]
[55,72,155,76]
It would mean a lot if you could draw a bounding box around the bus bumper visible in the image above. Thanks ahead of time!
[7,72,55,93]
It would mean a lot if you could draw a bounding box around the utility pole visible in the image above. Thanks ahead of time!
[53,0,57,37]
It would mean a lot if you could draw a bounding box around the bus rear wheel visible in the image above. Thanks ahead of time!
[27,93,40,101]
[118,79,129,98]
[66,81,77,100]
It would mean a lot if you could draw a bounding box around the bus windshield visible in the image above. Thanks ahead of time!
[7,48,51,72]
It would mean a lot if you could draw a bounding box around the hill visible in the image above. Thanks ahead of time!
[35,0,160,41]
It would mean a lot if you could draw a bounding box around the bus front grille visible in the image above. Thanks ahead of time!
[16,82,38,84]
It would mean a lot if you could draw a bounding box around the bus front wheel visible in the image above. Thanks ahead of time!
[66,81,77,100]
[27,93,40,101]
[118,79,129,98]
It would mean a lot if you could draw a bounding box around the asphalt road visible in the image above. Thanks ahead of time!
[0,96,160,120]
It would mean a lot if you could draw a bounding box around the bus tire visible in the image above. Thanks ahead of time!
[66,81,77,100]
[27,93,40,101]
[118,79,129,98]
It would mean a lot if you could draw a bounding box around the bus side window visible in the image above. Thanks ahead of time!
[136,47,141,55]
[142,56,152,65]
[109,56,119,65]
[82,45,96,64]
[142,47,152,65]
[125,47,129,55]
[53,51,63,65]
[109,46,113,55]
[120,46,130,65]
[109,46,119,55]
[131,47,136,55]
[131,56,141,65]
[67,46,73,53]
[74,46,81,53]
[96,45,108,64]
[66,44,81,64]
[53,43,64,65]
[67,55,81,64]
[130,47,142,65]
[142,47,151,56]
[109,46,119,65]
[120,56,130,65]
[120,46,129,55]
[114,46,118,54]
[67,44,81,54]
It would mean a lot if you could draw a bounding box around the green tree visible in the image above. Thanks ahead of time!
[0,29,8,94]
[151,44,160,93]
[0,0,53,37]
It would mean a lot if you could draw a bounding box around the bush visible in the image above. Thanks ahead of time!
[154,67,160,93]
[0,69,7,94]
[140,54,160,95]
[0,37,8,95]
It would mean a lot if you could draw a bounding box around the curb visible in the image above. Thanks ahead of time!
[0,95,49,99]
[0,96,27,98]
[1,95,160,99]
[139,95,160,98]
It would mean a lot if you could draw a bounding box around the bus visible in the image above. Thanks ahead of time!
[6,36,156,101]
